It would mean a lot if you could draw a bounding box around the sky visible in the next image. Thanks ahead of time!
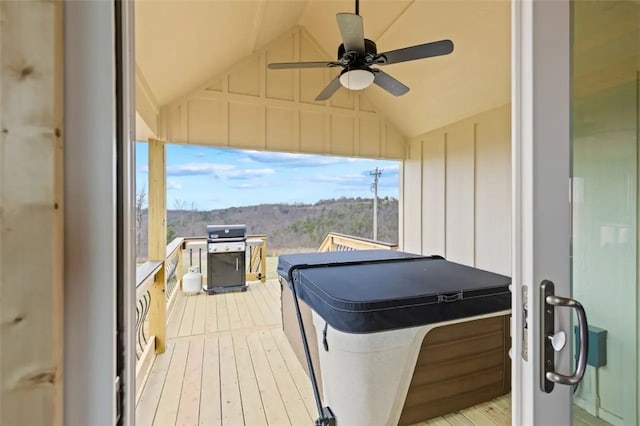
[136,143,399,211]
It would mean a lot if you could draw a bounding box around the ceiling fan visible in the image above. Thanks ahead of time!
[267,0,454,101]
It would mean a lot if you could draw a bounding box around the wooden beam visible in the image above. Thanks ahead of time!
[148,138,166,260]
[0,2,64,425]
[147,138,167,353]
[176,242,184,291]
[150,267,166,353]
[260,236,267,283]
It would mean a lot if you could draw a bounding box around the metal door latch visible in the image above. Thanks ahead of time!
[540,280,589,393]
[522,285,528,361]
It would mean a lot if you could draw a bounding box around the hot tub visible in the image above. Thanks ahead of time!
[278,250,421,397]
[278,251,511,426]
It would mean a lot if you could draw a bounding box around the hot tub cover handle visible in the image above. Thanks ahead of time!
[322,322,329,351]
[438,291,463,303]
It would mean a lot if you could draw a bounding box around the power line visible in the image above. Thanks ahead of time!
[370,167,383,241]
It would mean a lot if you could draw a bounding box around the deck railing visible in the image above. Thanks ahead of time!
[164,237,183,312]
[135,260,160,398]
[318,232,398,252]
[247,235,267,282]
[135,237,184,400]
[182,235,267,283]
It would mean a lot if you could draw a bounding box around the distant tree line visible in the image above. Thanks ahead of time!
[135,196,399,259]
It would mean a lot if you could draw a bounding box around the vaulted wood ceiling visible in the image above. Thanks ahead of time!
[135,0,510,139]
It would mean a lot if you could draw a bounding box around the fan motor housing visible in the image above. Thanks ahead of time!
[338,38,377,61]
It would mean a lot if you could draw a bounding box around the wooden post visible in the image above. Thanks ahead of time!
[150,266,166,353]
[1,3,64,425]
[147,138,166,353]
[176,242,184,291]
[260,237,267,283]
[148,138,166,261]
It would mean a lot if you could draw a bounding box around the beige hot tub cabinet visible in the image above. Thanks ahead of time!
[278,251,511,425]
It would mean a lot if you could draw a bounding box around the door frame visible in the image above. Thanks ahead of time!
[116,0,138,424]
[511,0,573,424]
[64,1,137,424]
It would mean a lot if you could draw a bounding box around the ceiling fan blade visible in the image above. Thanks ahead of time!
[378,39,454,65]
[336,13,365,53]
[315,75,342,101]
[373,70,409,96]
[268,61,340,70]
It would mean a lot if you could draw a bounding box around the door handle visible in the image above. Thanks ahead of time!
[540,280,589,393]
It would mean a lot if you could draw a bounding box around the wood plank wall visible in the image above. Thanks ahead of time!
[402,105,511,275]
[0,2,64,425]
[157,27,406,160]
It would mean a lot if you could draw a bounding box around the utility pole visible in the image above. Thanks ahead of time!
[370,167,382,240]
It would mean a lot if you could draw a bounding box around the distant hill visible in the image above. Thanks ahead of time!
[136,197,398,257]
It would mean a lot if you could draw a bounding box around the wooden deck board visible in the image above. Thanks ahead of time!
[246,331,291,425]
[136,343,175,426]
[218,335,244,424]
[225,292,243,331]
[258,329,312,424]
[178,296,197,337]
[271,329,317,416]
[138,280,612,426]
[199,337,222,425]
[248,283,278,325]
[216,293,230,332]
[205,293,218,334]
[175,339,204,425]
[167,292,187,339]
[233,291,255,329]
[256,281,280,322]
[443,412,476,425]
[232,334,267,425]
[459,405,502,426]
[191,294,207,336]
[153,341,189,426]
[242,283,267,326]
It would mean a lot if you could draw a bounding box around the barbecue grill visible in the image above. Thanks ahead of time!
[204,224,247,294]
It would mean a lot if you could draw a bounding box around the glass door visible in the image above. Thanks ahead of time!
[571,1,640,425]
[512,1,639,424]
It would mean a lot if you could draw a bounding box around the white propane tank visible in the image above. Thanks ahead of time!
[182,266,202,295]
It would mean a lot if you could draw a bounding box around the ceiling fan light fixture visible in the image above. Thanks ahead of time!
[267,5,454,100]
[339,69,374,90]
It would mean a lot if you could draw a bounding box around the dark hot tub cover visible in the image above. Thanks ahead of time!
[277,249,421,285]
[278,252,511,333]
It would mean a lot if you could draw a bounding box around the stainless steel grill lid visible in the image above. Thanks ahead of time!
[206,224,247,240]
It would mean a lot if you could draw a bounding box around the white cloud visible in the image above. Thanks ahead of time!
[165,162,274,180]
[383,164,400,174]
[313,174,367,184]
[243,151,366,167]
[232,182,263,189]
[311,167,399,189]
[224,168,274,180]
[359,166,399,188]
[196,152,206,158]
[166,162,234,176]
[167,179,182,190]
[359,165,399,177]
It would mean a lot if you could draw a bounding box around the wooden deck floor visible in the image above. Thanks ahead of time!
[136,279,609,426]
[411,395,610,426]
